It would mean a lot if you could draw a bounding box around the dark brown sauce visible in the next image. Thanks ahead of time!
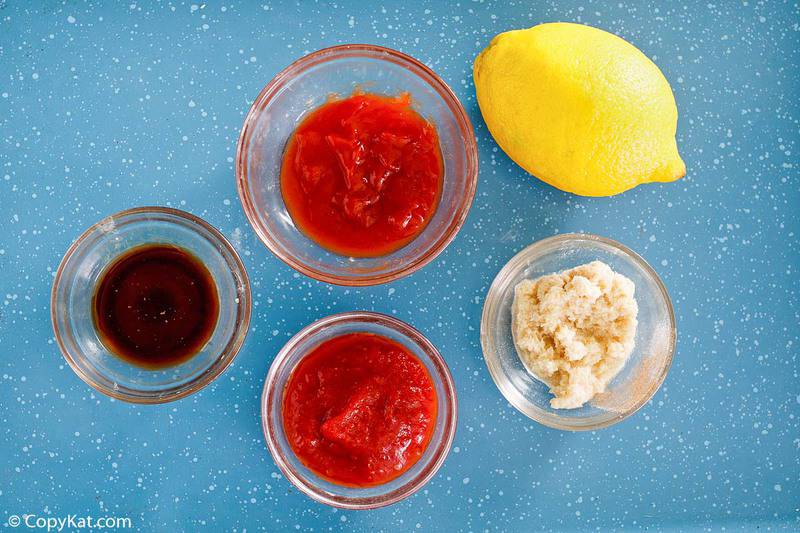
[92,244,219,369]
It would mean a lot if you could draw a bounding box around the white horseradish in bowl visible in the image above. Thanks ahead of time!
[512,261,638,409]
[480,234,676,431]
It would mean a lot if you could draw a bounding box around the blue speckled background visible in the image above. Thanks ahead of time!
[1,1,798,531]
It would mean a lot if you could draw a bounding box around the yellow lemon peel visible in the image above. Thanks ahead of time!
[474,22,685,196]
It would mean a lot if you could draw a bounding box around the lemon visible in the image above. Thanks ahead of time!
[473,22,685,196]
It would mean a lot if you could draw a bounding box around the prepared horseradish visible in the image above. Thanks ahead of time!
[512,261,638,409]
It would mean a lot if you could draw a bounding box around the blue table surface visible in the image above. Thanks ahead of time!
[1,1,798,531]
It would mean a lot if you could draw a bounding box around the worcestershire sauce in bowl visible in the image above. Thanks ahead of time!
[93,244,219,369]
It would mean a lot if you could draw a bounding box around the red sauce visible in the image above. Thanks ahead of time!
[282,332,438,487]
[280,93,443,257]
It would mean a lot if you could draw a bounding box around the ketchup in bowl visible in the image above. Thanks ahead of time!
[282,332,438,487]
[280,93,443,257]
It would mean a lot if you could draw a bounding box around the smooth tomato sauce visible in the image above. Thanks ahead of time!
[282,332,438,487]
[280,93,443,257]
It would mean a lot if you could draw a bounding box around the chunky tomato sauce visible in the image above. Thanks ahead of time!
[280,93,443,257]
[282,332,438,487]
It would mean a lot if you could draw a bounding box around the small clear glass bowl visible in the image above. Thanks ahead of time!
[261,311,458,509]
[481,234,676,431]
[51,207,251,404]
[236,44,478,286]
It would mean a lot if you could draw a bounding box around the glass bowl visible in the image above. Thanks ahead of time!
[51,207,251,404]
[481,234,676,431]
[236,44,478,286]
[261,311,458,509]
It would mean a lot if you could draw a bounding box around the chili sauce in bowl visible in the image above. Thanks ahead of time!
[261,311,457,508]
[282,332,438,487]
[236,44,478,286]
[280,92,443,257]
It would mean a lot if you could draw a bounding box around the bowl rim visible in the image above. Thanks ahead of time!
[260,311,458,509]
[50,206,252,404]
[480,233,677,431]
[236,43,479,286]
